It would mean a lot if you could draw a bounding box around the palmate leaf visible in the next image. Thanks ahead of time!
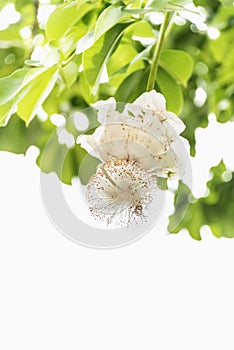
[168,161,234,240]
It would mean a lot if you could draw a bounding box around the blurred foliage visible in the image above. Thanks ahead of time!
[0,0,233,239]
[169,161,234,240]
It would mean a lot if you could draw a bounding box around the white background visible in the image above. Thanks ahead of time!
[1,144,234,350]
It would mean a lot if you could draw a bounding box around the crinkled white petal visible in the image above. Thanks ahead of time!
[77,123,169,168]
[133,90,167,112]
[166,111,185,134]
[131,90,185,135]
[78,90,188,179]
[91,97,116,123]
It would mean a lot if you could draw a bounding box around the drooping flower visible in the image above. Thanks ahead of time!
[77,90,188,178]
[77,90,189,226]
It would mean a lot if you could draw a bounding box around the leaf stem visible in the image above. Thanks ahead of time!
[165,11,177,41]
[146,11,171,92]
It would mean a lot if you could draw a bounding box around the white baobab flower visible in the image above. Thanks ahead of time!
[77,90,187,178]
[77,90,188,226]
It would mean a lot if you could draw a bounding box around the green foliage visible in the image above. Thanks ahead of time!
[160,50,194,87]
[0,114,56,154]
[169,162,234,239]
[115,69,149,102]
[45,1,96,40]
[157,67,184,114]
[94,1,127,41]
[146,0,193,11]
[0,66,58,125]
[83,23,130,94]
[0,0,233,239]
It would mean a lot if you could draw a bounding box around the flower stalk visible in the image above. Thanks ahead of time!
[146,11,172,92]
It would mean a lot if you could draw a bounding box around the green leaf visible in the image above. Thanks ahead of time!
[168,181,202,240]
[209,27,234,63]
[0,67,51,104]
[157,67,183,114]
[17,66,58,125]
[37,128,100,185]
[83,23,129,94]
[107,41,140,76]
[0,67,53,126]
[0,68,29,105]
[0,101,14,126]
[125,21,156,39]
[59,33,80,60]
[78,72,96,104]
[0,26,23,48]
[145,0,168,10]
[218,0,233,5]
[160,49,194,87]
[75,31,95,55]
[0,114,55,155]
[0,112,98,185]
[45,1,93,40]
[108,57,145,92]
[146,0,193,11]
[15,0,33,10]
[94,1,126,41]
[169,162,234,240]
[62,61,78,88]
[130,45,152,65]
[121,8,152,15]
[115,68,149,102]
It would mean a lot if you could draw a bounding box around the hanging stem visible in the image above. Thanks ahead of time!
[165,11,177,41]
[146,11,172,92]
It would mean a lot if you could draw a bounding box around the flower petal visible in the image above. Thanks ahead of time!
[78,90,189,180]
[166,111,185,134]
[91,97,116,123]
[133,90,166,112]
